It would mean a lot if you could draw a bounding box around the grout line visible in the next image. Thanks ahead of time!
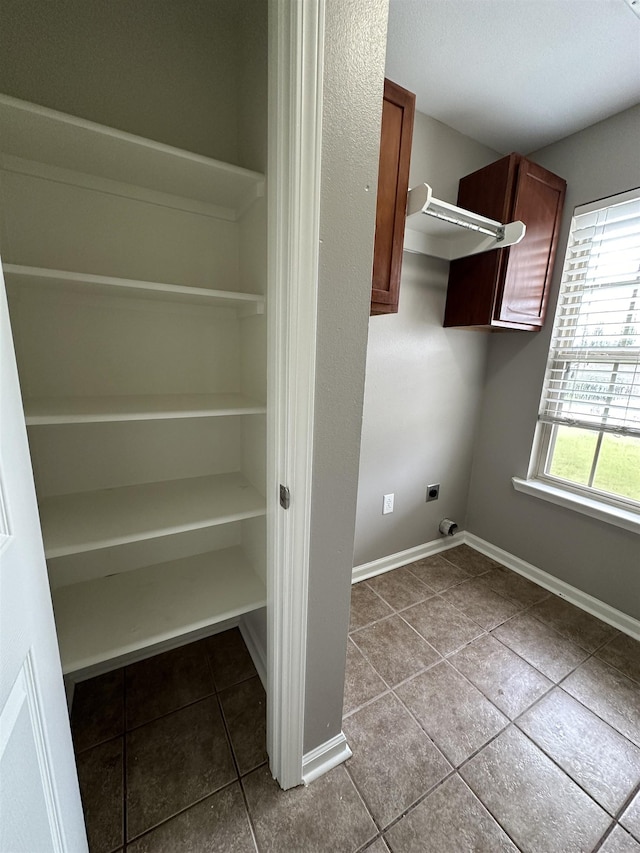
[121,637,257,846]
[212,647,261,852]
[375,768,459,836]
[342,687,393,720]
[554,666,640,753]
[348,629,444,695]
[346,551,640,849]
[615,778,640,822]
[511,719,624,819]
[214,691,242,781]
[446,734,526,853]
[522,605,619,657]
[487,622,587,684]
[124,778,241,847]
[120,637,250,848]
[447,638,558,721]
[121,691,219,738]
[342,761,382,836]
[122,672,128,848]
[590,820,619,853]
[353,833,384,852]
[238,770,265,853]
[342,548,640,851]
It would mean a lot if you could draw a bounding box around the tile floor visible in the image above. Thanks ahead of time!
[72,545,640,852]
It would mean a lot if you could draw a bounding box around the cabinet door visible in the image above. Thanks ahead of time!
[444,154,518,328]
[371,79,415,315]
[495,159,566,327]
[444,154,565,331]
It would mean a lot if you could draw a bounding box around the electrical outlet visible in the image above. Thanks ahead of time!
[426,484,440,502]
[382,493,394,514]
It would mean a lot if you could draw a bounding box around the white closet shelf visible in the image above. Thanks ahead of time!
[52,546,266,674]
[404,183,526,261]
[40,473,266,559]
[24,393,266,425]
[0,95,264,216]
[3,266,265,314]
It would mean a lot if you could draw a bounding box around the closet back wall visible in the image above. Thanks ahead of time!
[0,0,266,172]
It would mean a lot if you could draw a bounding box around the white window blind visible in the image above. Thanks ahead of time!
[538,189,640,438]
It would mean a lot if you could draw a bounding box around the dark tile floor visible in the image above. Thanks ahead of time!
[73,545,640,852]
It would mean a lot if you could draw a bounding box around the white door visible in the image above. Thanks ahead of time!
[0,265,87,851]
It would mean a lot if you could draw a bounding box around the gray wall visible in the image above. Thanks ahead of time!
[304,0,388,752]
[353,112,499,567]
[0,0,266,171]
[466,105,640,620]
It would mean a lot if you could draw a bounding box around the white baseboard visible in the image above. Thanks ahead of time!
[239,615,267,690]
[353,532,639,641]
[302,731,352,786]
[465,533,640,641]
[352,535,463,584]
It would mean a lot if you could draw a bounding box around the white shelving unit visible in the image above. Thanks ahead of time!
[0,96,268,674]
[404,182,526,260]
[0,94,264,218]
[40,473,266,558]
[53,547,267,673]
[23,393,266,425]
[4,265,266,313]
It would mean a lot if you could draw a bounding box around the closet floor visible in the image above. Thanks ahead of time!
[71,546,640,852]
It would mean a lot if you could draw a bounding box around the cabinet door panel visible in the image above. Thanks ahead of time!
[497,160,566,326]
[444,154,517,328]
[444,154,565,331]
[371,79,415,315]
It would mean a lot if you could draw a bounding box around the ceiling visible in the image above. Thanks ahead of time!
[385,0,640,154]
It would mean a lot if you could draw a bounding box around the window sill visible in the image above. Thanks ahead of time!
[511,477,640,535]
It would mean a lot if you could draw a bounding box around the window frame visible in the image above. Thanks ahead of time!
[533,421,640,514]
[523,187,640,528]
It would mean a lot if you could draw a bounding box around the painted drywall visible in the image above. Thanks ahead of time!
[303,0,388,753]
[353,112,500,567]
[237,0,268,174]
[466,105,640,620]
[0,0,261,168]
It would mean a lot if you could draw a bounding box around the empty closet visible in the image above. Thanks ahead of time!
[0,5,268,679]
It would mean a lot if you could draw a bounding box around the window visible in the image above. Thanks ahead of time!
[533,188,640,514]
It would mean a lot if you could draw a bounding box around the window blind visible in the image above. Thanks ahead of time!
[538,190,640,437]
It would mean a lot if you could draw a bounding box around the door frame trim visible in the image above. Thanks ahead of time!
[266,0,325,789]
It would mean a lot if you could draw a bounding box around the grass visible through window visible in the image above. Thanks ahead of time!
[548,427,640,503]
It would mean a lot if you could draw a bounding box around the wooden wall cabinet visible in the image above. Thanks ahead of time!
[371,79,415,315]
[443,153,566,331]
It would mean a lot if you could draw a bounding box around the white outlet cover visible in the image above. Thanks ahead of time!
[383,493,394,514]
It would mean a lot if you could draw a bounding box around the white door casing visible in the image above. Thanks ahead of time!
[0,0,327,808]
[0,261,87,851]
[266,0,325,789]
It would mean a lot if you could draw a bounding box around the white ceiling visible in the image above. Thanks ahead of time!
[385,0,640,154]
